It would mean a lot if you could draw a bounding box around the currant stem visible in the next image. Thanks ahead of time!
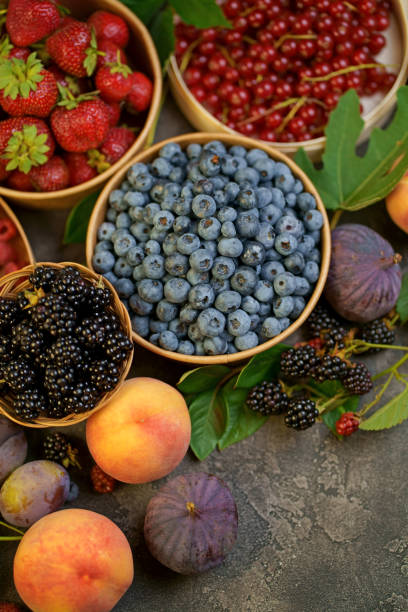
[179,38,202,74]
[274,33,317,49]
[276,96,307,134]
[304,63,394,83]
[236,97,300,127]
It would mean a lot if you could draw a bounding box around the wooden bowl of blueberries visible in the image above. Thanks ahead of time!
[86,133,331,365]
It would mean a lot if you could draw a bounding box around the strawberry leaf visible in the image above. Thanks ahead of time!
[295,87,408,211]
[169,0,231,28]
[63,192,99,244]
[359,383,408,430]
[396,272,408,324]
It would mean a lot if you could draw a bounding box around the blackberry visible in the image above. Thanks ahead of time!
[0,334,16,363]
[246,380,289,415]
[321,326,347,351]
[11,321,45,357]
[280,345,321,379]
[0,297,19,328]
[52,266,90,307]
[341,362,373,395]
[46,397,66,419]
[75,317,105,346]
[63,381,99,414]
[44,365,75,396]
[311,354,349,383]
[284,398,319,430]
[104,332,133,363]
[14,389,47,421]
[86,360,120,392]
[43,431,81,467]
[46,336,83,367]
[99,311,120,333]
[31,294,76,336]
[359,319,395,352]
[87,285,112,313]
[308,302,342,336]
[3,359,36,392]
[29,265,57,291]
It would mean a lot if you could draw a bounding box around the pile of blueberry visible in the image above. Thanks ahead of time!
[92,140,323,356]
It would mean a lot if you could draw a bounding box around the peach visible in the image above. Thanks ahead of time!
[386,171,408,233]
[86,377,191,484]
[14,508,134,612]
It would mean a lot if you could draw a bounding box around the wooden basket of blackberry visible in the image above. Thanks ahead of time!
[0,262,134,428]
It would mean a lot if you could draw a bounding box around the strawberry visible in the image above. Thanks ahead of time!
[0,117,55,174]
[0,164,9,182]
[87,11,129,48]
[29,155,69,191]
[99,126,135,164]
[46,21,102,78]
[127,72,153,113]
[9,47,31,61]
[95,52,133,103]
[105,100,121,127]
[50,88,110,152]
[97,38,127,68]
[47,63,87,96]
[65,152,97,186]
[0,53,58,118]
[7,169,33,190]
[6,0,61,47]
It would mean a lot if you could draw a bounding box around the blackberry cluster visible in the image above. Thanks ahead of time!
[311,354,349,383]
[280,345,320,379]
[0,265,133,422]
[284,398,319,431]
[246,381,289,416]
[341,363,373,395]
[308,303,347,350]
[359,319,395,352]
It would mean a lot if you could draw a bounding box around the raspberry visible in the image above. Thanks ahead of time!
[43,432,80,468]
[246,380,289,415]
[280,345,320,379]
[311,354,349,382]
[335,412,360,436]
[359,319,395,352]
[341,362,373,395]
[0,242,16,266]
[91,464,116,494]
[0,218,17,242]
[284,398,319,430]
[29,265,57,291]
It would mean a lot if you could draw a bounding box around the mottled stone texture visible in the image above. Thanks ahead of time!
[1,98,408,611]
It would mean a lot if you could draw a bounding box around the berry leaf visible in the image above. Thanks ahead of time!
[295,87,408,211]
[218,376,267,450]
[177,365,231,394]
[150,6,175,68]
[189,388,226,460]
[396,272,408,323]
[235,343,291,389]
[169,0,231,28]
[119,0,166,25]
[359,383,408,430]
[63,192,99,244]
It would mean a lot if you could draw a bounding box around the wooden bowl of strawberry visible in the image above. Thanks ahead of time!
[0,196,35,274]
[0,0,162,209]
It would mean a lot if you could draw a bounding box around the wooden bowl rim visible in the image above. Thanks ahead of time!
[86,131,331,365]
[0,261,134,428]
[0,0,162,203]
[0,196,35,266]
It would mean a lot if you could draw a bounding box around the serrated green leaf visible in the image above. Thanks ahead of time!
[150,6,175,68]
[359,384,408,430]
[235,343,291,389]
[63,192,99,244]
[189,388,226,460]
[120,0,165,25]
[397,272,408,323]
[177,365,231,394]
[321,396,359,438]
[169,0,231,28]
[218,377,267,450]
[295,87,408,212]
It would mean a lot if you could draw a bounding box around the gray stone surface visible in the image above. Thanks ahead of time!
[1,97,408,612]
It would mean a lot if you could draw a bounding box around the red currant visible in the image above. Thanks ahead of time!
[224,66,240,81]
[265,110,283,128]
[375,12,390,31]
[288,116,306,136]
[259,128,277,141]
[368,33,386,55]
[208,53,228,75]
[184,67,202,86]
[254,79,275,99]
[228,86,250,106]
[299,103,318,124]
[224,30,242,46]
[190,85,206,103]
[224,0,242,18]
[248,9,265,28]
[237,57,255,76]
[218,80,235,100]
[298,39,317,59]
[272,54,290,73]
[281,39,298,57]
[202,72,220,90]
[201,28,218,42]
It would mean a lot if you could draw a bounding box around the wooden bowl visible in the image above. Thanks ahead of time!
[0,197,35,271]
[0,262,134,428]
[0,0,162,210]
[86,132,331,365]
[168,0,408,161]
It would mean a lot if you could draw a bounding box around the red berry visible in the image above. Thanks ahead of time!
[229,86,250,106]
[65,152,98,186]
[335,412,360,436]
[96,39,127,68]
[99,126,135,165]
[190,85,206,103]
[202,72,220,90]
[2,261,22,275]
[90,464,116,493]
[265,110,283,129]
[0,219,17,242]
[127,72,153,113]
[208,52,228,75]
[87,10,129,48]
[184,67,202,86]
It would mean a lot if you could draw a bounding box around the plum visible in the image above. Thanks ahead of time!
[0,460,70,527]
[0,416,27,482]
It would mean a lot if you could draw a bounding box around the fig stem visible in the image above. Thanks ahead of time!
[186,501,197,515]
[330,209,343,230]
[378,253,402,268]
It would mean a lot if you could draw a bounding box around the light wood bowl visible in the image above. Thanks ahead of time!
[86,132,331,365]
[0,262,134,428]
[0,0,162,210]
[0,197,35,271]
[168,0,408,161]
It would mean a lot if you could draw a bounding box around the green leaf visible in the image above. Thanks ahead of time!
[189,388,226,460]
[295,86,408,212]
[359,384,408,430]
[150,6,175,68]
[235,343,291,389]
[177,365,231,394]
[397,272,408,323]
[63,192,99,244]
[321,396,359,438]
[169,0,231,28]
[218,377,267,450]
[120,0,165,25]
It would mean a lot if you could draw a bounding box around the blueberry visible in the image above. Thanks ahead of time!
[159,142,182,160]
[229,145,247,157]
[197,308,226,337]
[106,208,118,222]
[180,304,198,324]
[242,295,260,314]
[130,222,150,242]
[215,290,241,313]
[217,206,237,223]
[259,302,271,317]
[188,323,204,342]
[285,193,297,208]
[235,210,260,238]
[124,191,146,208]
[159,330,179,351]
[224,182,240,203]
[132,265,145,281]
[114,258,132,278]
[221,154,245,176]
[189,283,215,309]
[98,222,116,241]
[116,212,131,229]
[95,240,113,253]
[218,237,244,258]
[297,234,315,256]
[162,182,181,205]
[249,313,260,331]
[143,203,160,225]
[103,271,117,285]
[164,278,191,303]
[134,172,154,192]
[108,189,125,210]
[115,278,134,298]
[138,279,163,303]
[203,140,227,156]
[309,230,321,245]
[141,254,164,280]
[308,247,321,263]
[276,215,304,237]
[212,256,236,280]
[188,163,206,183]
[202,336,227,355]
[193,178,214,196]
[151,157,172,178]
[191,194,217,218]
[143,240,159,256]
[163,233,178,255]
[129,206,144,222]
[165,253,188,276]
[230,266,257,295]
[195,340,205,355]
[152,229,168,244]
[149,333,160,346]
[260,261,284,282]
[255,222,275,249]
[235,332,258,351]
[284,251,305,275]
[275,233,298,256]
[150,319,168,333]
[253,157,275,180]
[303,209,323,231]
[189,248,213,273]
[211,278,231,295]
[173,215,191,235]
[173,197,192,216]
[227,309,251,336]
[111,229,128,243]
[213,189,227,207]
[254,280,274,303]
[275,169,295,193]
[150,181,166,203]
[201,240,218,258]
[293,179,304,194]
[297,192,316,212]
[169,166,185,183]
[127,162,149,183]
[129,293,153,316]
[131,315,149,337]
[237,186,257,209]
[241,241,266,267]
[155,299,177,323]
[197,150,221,177]
[274,272,296,296]
[304,260,320,283]
[294,276,310,296]
[93,251,115,273]
[235,167,260,186]
[177,233,201,255]
[113,234,136,257]
[177,340,195,355]
[198,217,221,240]
[153,210,174,232]
[246,148,267,165]
[187,269,209,286]
[256,187,273,208]
[261,317,282,338]
[186,143,202,159]
[273,296,294,318]
[290,296,306,319]
[220,221,236,238]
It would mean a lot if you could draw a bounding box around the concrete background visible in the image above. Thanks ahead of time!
[1,98,408,612]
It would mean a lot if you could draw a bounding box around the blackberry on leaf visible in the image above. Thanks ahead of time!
[311,354,349,383]
[14,389,47,421]
[359,319,395,352]
[280,345,321,379]
[43,432,81,468]
[341,362,373,395]
[308,303,342,336]
[246,381,289,415]
[284,398,319,430]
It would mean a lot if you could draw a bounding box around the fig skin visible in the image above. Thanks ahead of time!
[144,472,238,575]
[0,416,27,483]
[324,224,402,323]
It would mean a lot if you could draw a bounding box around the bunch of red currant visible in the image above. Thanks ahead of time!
[175,0,395,142]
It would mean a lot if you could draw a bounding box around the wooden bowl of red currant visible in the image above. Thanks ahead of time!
[168,0,408,160]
